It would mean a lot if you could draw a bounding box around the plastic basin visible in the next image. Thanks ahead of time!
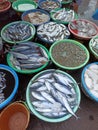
[38,0,61,12]
[26,69,81,122]
[21,9,50,26]
[37,22,70,44]
[0,0,11,13]
[7,42,50,74]
[50,8,78,25]
[49,39,90,70]
[89,35,98,59]
[12,0,38,12]
[68,19,98,40]
[81,62,98,102]
[1,21,36,44]
[0,64,19,110]
[0,102,30,130]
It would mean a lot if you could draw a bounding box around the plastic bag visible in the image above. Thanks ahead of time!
[78,0,98,25]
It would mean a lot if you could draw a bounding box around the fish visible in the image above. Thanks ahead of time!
[36,86,47,91]
[41,91,56,103]
[30,70,79,119]
[30,81,44,89]
[32,101,54,109]
[9,42,49,71]
[70,20,97,37]
[90,37,98,55]
[37,72,52,79]
[56,91,78,119]
[40,0,60,11]
[9,51,29,60]
[3,22,32,42]
[31,91,46,101]
[84,63,98,98]
[51,8,75,23]
[27,11,50,25]
[37,22,70,43]
[0,72,6,104]
[42,111,66,117]
[53,82,73,95]
[53,72,73,88]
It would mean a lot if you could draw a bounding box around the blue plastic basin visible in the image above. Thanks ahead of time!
[0,64,19,109]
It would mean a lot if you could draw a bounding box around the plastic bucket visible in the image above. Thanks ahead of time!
[0,64,19,110]
[1,21,36,44]
[0,102,30,130]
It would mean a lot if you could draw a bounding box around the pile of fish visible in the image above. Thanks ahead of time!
[84,63,98,98]
[90,37,98,55]
[40,0,60,11]
[3,22,32,42]
[0,72,6,104]
[70,20,97,37]
[37,22,70,43]
[30,70,79,119]
[27,11,50,25]
[9,42,49,70]
[51,8,75,23]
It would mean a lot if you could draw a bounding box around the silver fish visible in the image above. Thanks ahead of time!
[41,91,56,103]
[57,91,78,119]
[3,22,32,42]
[31,92,46,101]
[90,37,98,55]
[40,0,60,11]
[53,82,73,95]
[9,42,49,70]
[35,107,53,113]
[30,70,79,119]
[52,8,75,23]
[37,22,70,43]
[32,101,53,109]
[70,20,97,37]
[36,86,47,91]
[9,51,29,60]
[30,81,43,89]
[0,72,6,104]
[53,72,72,87]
